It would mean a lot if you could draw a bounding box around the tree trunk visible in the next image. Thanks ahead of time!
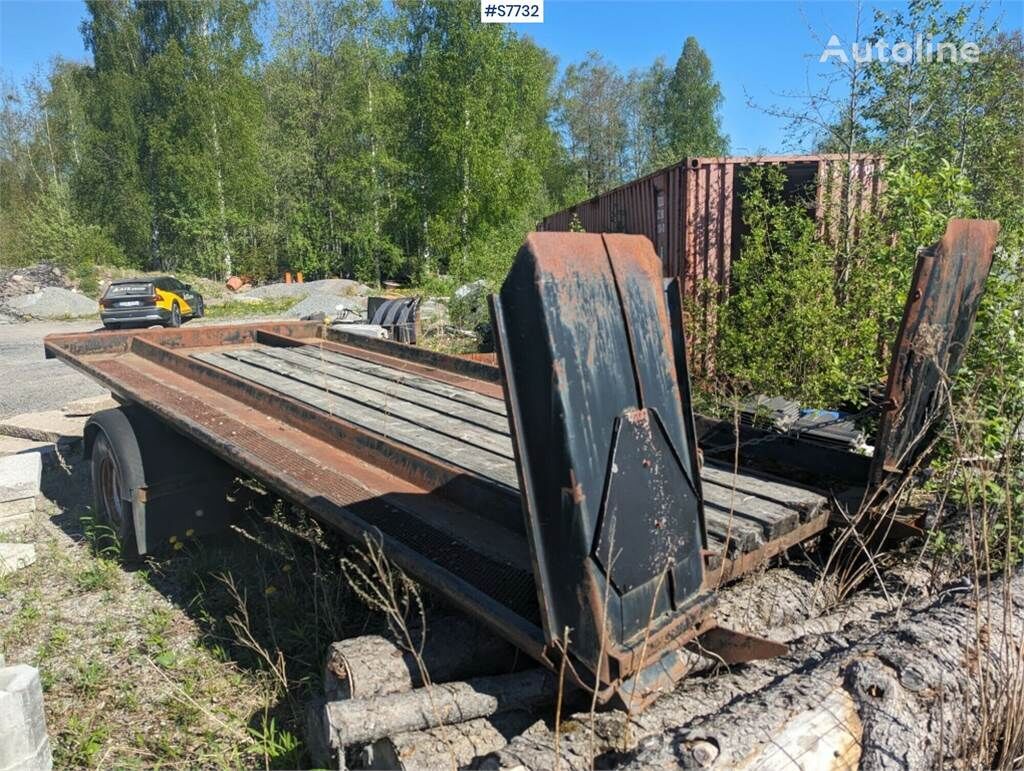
[326,669,556,747]
[626,568,1024,769]
[479,569,939,770]
[210,110,232,279]
[323,615,517,701]
[308,669,558,768]
[360,711,537,771]
[479,568,856,770]
[363,34,382,287]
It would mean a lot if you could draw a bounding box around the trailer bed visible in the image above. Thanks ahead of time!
[46,322,828,610]
[194,338,828,568]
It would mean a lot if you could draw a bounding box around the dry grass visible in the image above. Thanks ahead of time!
[0,449,377,769]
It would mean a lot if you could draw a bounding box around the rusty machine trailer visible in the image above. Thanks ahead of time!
[43,220,998,707]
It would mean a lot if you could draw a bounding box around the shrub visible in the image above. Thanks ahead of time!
[716,165,877,406]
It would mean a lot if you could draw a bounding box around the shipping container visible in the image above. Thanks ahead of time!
[539,153,884,292]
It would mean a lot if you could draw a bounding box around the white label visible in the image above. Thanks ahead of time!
[481,1,543,23]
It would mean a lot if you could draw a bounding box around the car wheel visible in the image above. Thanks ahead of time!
[103,322,120,330]
[196,298,205,318]
[168,302,181,328]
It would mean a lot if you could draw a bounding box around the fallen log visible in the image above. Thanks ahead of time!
[764,593,891,642]
[324,615,518,701]
[310,668,558,768]
[480,568,879,769]
[626,568,1024,769]
[479,577,921,765]
[359,711,537,770]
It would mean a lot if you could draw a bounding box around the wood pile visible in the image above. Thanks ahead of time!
[306,564,1022,770]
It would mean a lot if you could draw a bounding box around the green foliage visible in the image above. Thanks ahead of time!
[1,5,738,284]
[661,36,728,161]
[557,36,726,195]
[556,51,630,196]
[204,296,299,319]
[961,246,1024,455]
[15,183,126,269]
[248,716,303,769]
[396,0,558,280]
[718,166,876,406]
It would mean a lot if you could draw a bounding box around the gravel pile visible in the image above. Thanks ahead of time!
[285,293,368,320]
[1,264,71,303]
[5,287,98,320]
[241,278,371,301]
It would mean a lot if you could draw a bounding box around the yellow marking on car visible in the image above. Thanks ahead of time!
[155,288,191,315]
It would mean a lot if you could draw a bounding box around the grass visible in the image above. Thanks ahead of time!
[203,296,301,319]
[0,450,379,769]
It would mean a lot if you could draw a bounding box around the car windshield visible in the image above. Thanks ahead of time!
[103,282,153,299]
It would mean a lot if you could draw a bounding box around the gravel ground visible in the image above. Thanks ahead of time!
[0,316,291,419]
[0,320,107,418]
[284,292,367,319]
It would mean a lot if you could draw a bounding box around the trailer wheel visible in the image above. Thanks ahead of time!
[85,406,238,559]
[88,411,145,561]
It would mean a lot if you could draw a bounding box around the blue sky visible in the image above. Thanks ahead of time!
[1,0,1021,152]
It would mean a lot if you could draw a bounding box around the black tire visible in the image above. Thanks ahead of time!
[194,297,205,318]
[86,406,238,558]
[103,322,120,330]
[88,411,144,561]
[168,301,181,328]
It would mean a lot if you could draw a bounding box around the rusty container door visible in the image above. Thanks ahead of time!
[491,231,709,692]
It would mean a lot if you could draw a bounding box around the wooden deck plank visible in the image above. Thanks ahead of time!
[699,478,801,539]
[701,460,828,519]
[195,352,520,488]
[701,505,765,553]
[262,346,510,433]
[226,348,515,458]
[199,345,827,558]
[287,344,508,416]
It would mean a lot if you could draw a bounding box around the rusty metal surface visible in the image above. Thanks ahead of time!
[53,337,550,656]
[539,154,882,282]
[869,219,1000,493]
[492,231,709,693]
[688,625,788,665]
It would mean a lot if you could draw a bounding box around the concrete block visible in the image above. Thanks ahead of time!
[0,665,52,771]
[0,411,88,444]
[0,544,36,577]
[330,323,388,340]
[0,498,36,534]
[0,498,36,518]
[0,438,51,459]
[0,455,41,504]
[62,394,117,418]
